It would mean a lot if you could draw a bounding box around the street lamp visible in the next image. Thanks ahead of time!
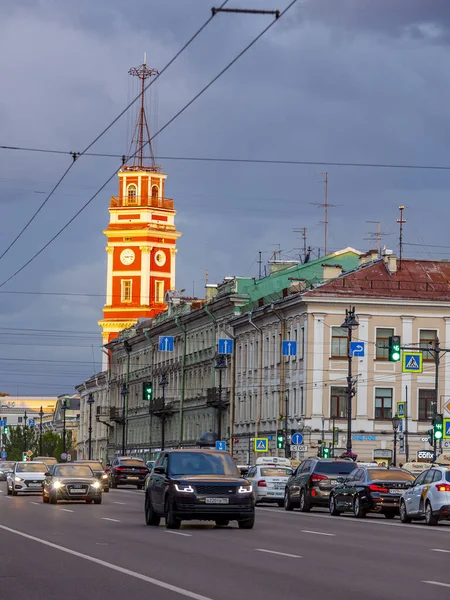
[392,413,400,466]
[160,374,168,450]
[39,406,44,456]
[340,307,359,455]
[121,383,128,455]
[87,393,94,460]
[214,354,227,440]
[23,409,28,454]
[62,399,68,457]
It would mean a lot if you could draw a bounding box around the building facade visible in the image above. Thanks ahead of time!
[75,373,110,463]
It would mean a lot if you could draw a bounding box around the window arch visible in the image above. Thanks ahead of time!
[126,184,137,205]
[151,185,158,198]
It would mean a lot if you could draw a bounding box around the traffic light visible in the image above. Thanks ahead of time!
[433,414,443,441]
[276,430,285,449]
[142,382,153,402]
[3,426,8,435]
[388,336,401,362]
[427,428,434,445]
[322,447,330,458]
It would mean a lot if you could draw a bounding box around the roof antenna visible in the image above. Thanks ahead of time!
[397,206,406,270]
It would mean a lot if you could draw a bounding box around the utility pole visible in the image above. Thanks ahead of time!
[23,409,27,454]
[405,385,409,462]
[62,400,67,456]
[397,206,406,270]
[341,307,359,455]
[87,393,94,460]
[258,251,262,279]
[434,338,440,462]
[312,172,337,257]
[39,406,44,456]
[284,392,289,459]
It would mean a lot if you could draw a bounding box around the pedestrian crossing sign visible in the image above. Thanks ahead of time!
[402,352,423,373]
[254,438,268,452]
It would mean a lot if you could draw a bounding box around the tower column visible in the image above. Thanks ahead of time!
[170,248,177,289]
[140,246,152,305]
[106,247,114,305]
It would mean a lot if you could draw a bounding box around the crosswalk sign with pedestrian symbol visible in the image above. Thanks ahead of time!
[254,438,268,452]
[402,352,423,373]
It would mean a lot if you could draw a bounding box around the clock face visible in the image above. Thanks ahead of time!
[120,248,135,266]
[154,250,166,267]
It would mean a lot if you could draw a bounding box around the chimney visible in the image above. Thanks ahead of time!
[387,254,397,274]
[289,278,307,294]
[321,263,343,281]
[205,284,218,301]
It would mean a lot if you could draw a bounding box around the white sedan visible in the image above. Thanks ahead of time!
[7,461,48,495]
[247,465,293,506]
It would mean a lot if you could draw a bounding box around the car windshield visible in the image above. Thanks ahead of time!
[79,462,103,470]
[16,463,47,473]
[53,465,93,478]
[368,469,415,481]
[0,462,15,469]
[260,468,293,477]
[170,452,239,476]
[445,471,450,482]
[120,460,144,466]
[315,462,357,475]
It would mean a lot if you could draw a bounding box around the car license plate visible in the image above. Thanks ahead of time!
[70,489,85,494]
[128,476,139,480]
[29,483,42,488]
[389,489,403,494]
[205,498,229,504]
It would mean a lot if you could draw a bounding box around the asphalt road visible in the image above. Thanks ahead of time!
[0,483,449,600]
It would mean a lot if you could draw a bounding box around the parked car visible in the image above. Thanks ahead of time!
[43,463,102,504]
[33,456,58,468]
[73,460,109,492]
[329,466,415,518]
[284,458,358,511]
[7,461,47,495]
[246,464,293,506]
[0,461,15,481]
[400,466,450,525]
[145,449,255,529]
[109,457,149,489]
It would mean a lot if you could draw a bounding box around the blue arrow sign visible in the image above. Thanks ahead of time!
[215,441,227,451]
[350,341,365,357]
[218,338,234,355]
[158,336,174,352]
[291,432,303,445]
[28,419,35,427]
[1,451,6,459]
[282,340,297,356]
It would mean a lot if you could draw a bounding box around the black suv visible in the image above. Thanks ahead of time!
[74,460,109,492]
[144,449,255,529]
[109,457,149,489]
[284,458,357,511]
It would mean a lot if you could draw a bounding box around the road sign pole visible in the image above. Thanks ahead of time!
[434,339,440,461]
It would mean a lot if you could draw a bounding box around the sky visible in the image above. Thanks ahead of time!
[0,0,450,396]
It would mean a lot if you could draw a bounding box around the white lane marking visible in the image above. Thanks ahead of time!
[113,502,127,505]
[301,530,335,537]
[0,490,4,493]
[60,509,74,513]
[30,502,41,506]
[164,530,192,537]
[0,524,214,600]
[102,518,121,523]
[113,489,143,495]
[255,549,302,559]
[423,581,450,588]
[431,548,450,554]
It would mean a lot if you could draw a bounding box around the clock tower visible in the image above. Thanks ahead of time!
[98,57,181,348]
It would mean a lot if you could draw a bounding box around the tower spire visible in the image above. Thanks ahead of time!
[127,55,159,170]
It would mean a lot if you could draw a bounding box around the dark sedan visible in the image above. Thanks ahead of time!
[42,464,102,504]
[109,457,149,489]
[329,466,415,519]
[73,460,109,492]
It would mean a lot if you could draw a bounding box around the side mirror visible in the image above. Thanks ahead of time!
[45,472,51,477]
[153,466,166,475]
[336,477,344,484]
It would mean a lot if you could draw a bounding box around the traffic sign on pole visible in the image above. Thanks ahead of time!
[397,402,405,418]
[291,432,303,445]
[291,444,308,452]
[282,340,297,356]
[350,341,365,357]
[28,419,35,427]
[215,441,227,451]
[61,453,67,460]
[27,450,33,457]
[402,352,423,373]
[1,451,6,459]
[158,336,174,352]
[254,438,268,452]
[218,338,234,354]
[443,419,450,439]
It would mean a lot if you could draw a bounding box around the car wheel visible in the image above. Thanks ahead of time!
[277,500,284,508]
[215,519,229,528]
[329,494,341,516]
[353,496,366,518]
[238,514,255,529]
[11,487,17,497]
[165,498,181,530]
[284,489,294,511]
[86,499,93,504]
[399,501,412,524]
[145,493,161,527]
[299,489,311,512]
[103,487,109,493]
[49,491,57,505]
[111,480,117,489]
[384,512,395,520]
[93,497,102,505]
[42,493,49,503]
[425,501,438,526]
[6,485,12,496]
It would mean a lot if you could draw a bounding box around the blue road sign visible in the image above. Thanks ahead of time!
[444,419,450,439]
[215,441,227,451]
[402,352,423,373]
[28,419,35,427]
[254,438,268,452]
[397,402,405,418]
[158,335,174,352]
[350,341,365,357]
[0,420,5,427]
[218,338,234,355]
[291,432,304,445]
[1,451,6,459]
[282,340,297,356]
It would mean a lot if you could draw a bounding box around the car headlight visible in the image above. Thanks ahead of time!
[0,470,4,474]
[102,474,108,479]
[14,476,23,482]
[53,481,62,489]
[238,485,252,494]
[92,481,101,489]
[174,484,194,493]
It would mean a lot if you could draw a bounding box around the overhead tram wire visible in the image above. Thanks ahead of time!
[0,1,229,264]
[0,1,297,290]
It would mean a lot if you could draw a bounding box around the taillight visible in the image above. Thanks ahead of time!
[369,484,388,493]
[116,467,127,472]
[436,483,450,492]
[257,480,267,487]
[311,474,327,483]
[139,469,148,473]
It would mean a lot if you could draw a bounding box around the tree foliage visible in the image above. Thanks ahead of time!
[3,427,73,461]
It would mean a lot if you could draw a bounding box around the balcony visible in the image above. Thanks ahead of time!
[110,196,174,210]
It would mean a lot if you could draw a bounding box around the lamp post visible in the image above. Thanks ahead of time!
[160,374,168,451]
[214,354,227,440]
[87,393,94,460]
[39,406,44,456]
[121,383,128,455]
[341,307,359,455]
[62,399,68,457]
[23,409,28,454]
[392,413,399,466]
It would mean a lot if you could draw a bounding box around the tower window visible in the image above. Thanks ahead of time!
[152,185,158,198]
[121,279,132,302]
[155,281,164,303]
[126,184,138,205]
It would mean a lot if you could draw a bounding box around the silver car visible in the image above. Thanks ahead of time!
[247,465,293,506]
[400,465,450,526]
[7,461,47,495]
[0,461,15,481]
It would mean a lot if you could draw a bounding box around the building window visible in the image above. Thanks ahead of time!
[121,279,132,302]
[330,387,348,419]
[126,184,137,204]
[418,389,435,421]
[18,417,22,423]
[152,185,158,198]
[155,281,164,303]
[376,327,394,360]
[375,388,393,420]
[331,327,347,358]
[420,329,437,361]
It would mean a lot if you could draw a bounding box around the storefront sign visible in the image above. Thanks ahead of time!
[417,450,434,462]
[352,435,377,441]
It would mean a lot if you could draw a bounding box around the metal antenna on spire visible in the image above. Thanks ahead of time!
[311,172,338,257]
[293,227,307,263]
[397,206,406,270]
[127,55,159,169]
[365,221,392,256]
